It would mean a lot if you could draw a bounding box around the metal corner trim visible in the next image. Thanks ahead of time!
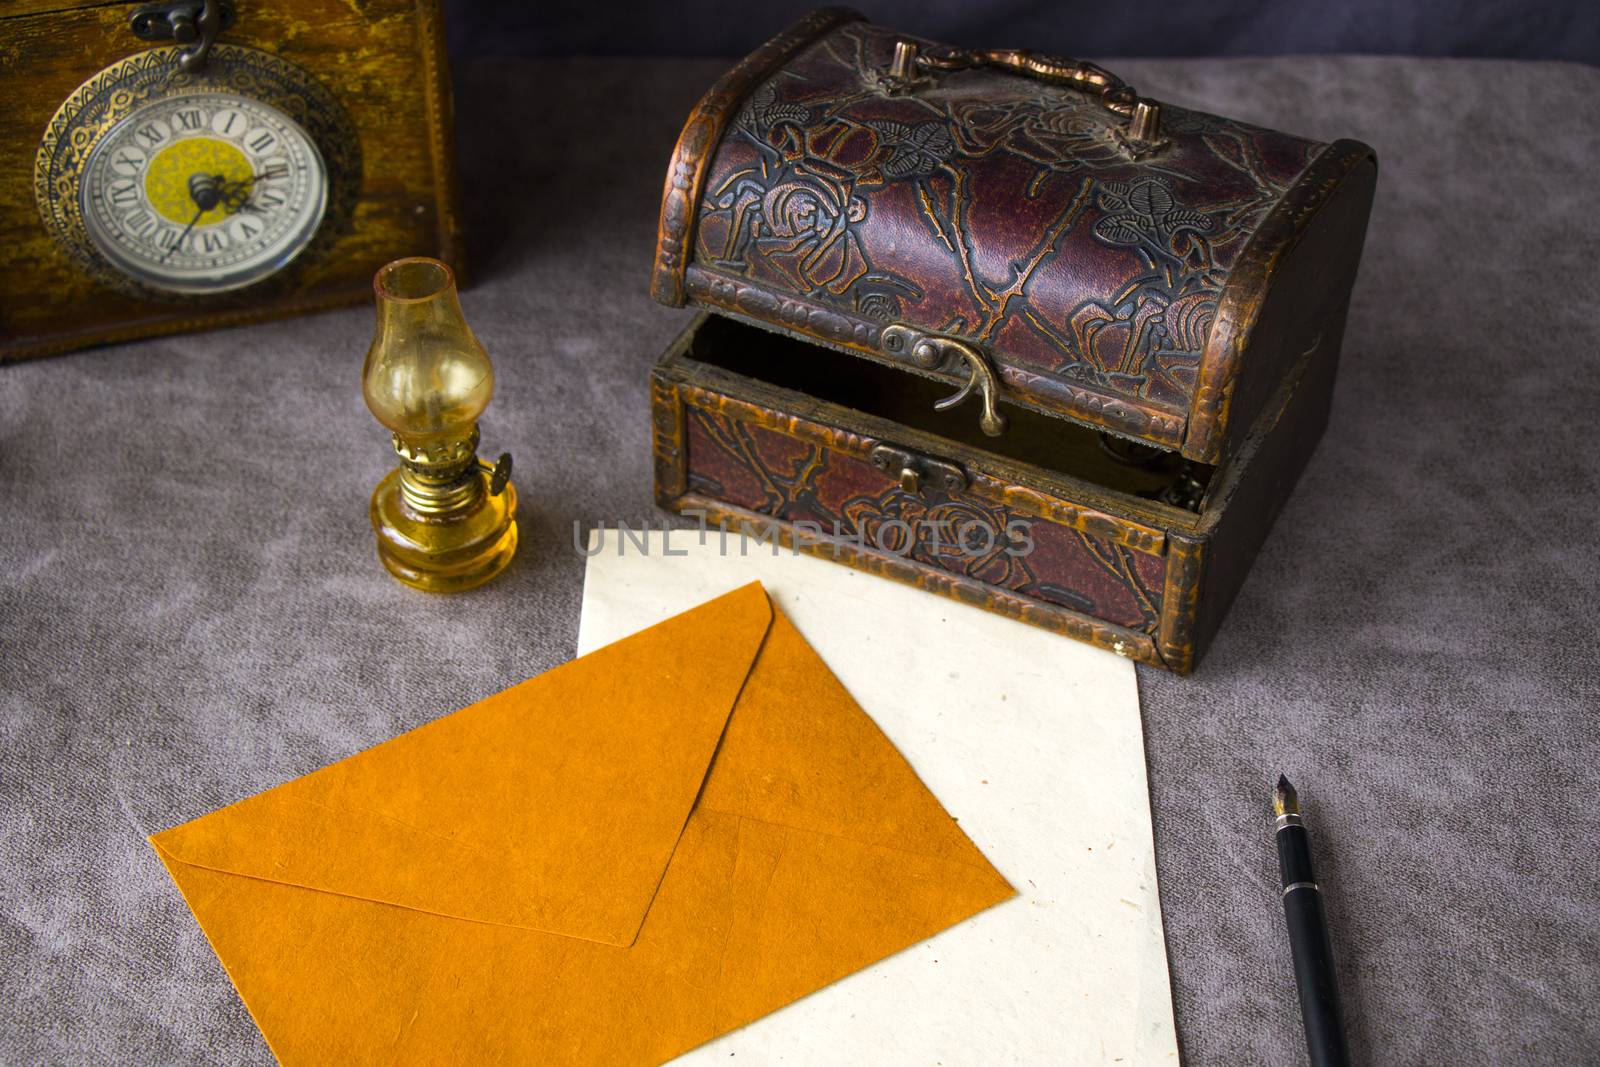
[1155,530,1206,674]
[1185,138,1377,463]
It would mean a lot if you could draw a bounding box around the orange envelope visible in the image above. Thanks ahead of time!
[150,582,1015,1065]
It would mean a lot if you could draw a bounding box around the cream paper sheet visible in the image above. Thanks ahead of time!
[578,527,1178,1065]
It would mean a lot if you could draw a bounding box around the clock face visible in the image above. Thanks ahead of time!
[79,92,328,294]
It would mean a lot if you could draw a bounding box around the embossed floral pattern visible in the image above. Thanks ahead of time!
[710,160,870,296]
[682,404,1166,631]
[865,120,955,179]
[947,91,1133,173]
[692,21,1324,409]
[1058,176,1225,381]
[1092,177,1214,248]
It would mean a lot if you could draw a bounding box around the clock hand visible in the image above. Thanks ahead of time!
[216,174,265,214]
[159,173,275,266]
[161,204,206,264]
[222,171,289,215]
[160,172,229,264]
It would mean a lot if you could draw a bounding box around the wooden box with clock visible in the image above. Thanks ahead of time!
[0,0,462,361]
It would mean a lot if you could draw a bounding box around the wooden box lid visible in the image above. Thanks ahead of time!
[651,9,1374,463]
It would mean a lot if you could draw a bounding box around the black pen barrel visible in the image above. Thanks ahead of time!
[1285,887,1348,1067]
[1279,824,1349,1067]
[1277,823,1316,887]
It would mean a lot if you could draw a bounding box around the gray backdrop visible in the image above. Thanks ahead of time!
[444,0,1600,66]
[3,40,1600,1067]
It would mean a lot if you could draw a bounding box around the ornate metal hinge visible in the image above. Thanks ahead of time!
[869,443,967,496]
[882,39,1164,149]
[881,323,1009,436]
[129,0,235,72]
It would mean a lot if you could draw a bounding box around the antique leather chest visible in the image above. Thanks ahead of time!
[648,9,1376,673]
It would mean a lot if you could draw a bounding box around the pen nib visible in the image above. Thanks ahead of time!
[1273,775,1300,818]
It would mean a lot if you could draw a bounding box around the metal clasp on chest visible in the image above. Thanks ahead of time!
[881,323,1009,437]
[869,443,968,496]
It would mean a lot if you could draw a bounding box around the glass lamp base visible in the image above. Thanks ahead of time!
[369,469,518,593]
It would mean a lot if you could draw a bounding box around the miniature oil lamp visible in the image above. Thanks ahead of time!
[362,257,517,592]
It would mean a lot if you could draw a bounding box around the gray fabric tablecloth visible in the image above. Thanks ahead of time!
[3,55,1598,1066]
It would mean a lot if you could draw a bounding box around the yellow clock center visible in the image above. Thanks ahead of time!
[143,137,255,225]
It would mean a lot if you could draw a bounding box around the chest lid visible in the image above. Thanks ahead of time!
[652,9,1367,463]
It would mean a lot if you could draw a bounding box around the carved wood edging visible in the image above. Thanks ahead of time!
[1155,531,1205,673]
[649,8,864,307]
[650,374,689,499]
[1187,138,1376,463]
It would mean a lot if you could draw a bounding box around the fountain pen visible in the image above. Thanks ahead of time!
[1274,775,1350,1067]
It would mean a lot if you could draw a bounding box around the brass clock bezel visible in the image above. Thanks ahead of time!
[34,43,362,302]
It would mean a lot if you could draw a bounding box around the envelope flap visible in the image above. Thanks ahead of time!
[151,582,775,947]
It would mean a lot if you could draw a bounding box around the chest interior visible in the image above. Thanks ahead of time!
[680,313,1217,527]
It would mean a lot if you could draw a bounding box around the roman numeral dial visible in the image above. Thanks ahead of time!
[78,91,327,294]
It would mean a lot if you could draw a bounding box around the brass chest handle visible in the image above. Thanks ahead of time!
[882,324,1009,437]
[884,40,1162,145]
